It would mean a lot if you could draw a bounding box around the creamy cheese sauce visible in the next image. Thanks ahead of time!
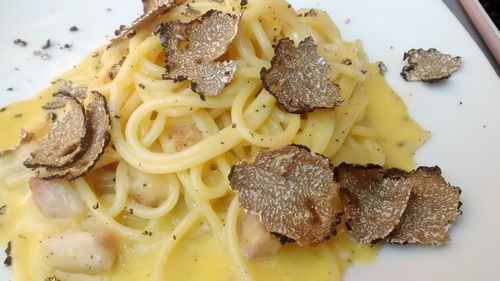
[0,63,429,281]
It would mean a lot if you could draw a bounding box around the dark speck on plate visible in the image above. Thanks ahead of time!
[42,39,52,50]
[13,38,28,47]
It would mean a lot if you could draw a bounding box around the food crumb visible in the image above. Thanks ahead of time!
[4,241,12,267]
[344,18,351,24]
[13,38,27,47]
[69,26,79,32]
[41,39,52,50]
[459,101,463,105]
[61,43,73,50]
[6,87,13,91]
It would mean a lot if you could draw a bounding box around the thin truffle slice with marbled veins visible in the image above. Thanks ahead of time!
[335,163,412,244]
[229,144,343,246]
[387,166,462,245]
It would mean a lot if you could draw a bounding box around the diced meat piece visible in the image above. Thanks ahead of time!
[128,170,168,207]
[166,117,202,151]
[240,213,281,259]
[29,177,86,219]
[42,231,117,273]
[171,124,202,151]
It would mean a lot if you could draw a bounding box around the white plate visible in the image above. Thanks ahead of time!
[1,0,499,280]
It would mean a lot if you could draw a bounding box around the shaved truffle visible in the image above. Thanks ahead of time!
[51,79,88,99]
[0,129,33,156]
[113,0,184,42]
[24,92,89,168]
[42,98,66,110]
[401,48,462,82]
[261,37,342,113]
[229,144,343,246]
[387,166,462,245]
[35,91,111,180]
[335,164,412,244]
[157,10,240,99]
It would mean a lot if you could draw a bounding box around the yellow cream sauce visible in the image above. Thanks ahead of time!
[0,63,428,281]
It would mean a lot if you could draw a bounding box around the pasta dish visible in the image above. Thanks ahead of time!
[0,1,459,281]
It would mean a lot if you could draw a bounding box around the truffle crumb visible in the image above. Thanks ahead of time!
[13,38,27,47]
[108,56,126,80]
[41,39,52,50]
[4,241,12,267]
[377,61,388,75]
[304,9,318,17]
[229,144,343,246]
[46,112,57,122]
[260,37,342,113]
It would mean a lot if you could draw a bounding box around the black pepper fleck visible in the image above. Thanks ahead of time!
[69,26,79,32]
[341,58,352,65]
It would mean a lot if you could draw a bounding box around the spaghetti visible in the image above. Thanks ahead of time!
[0,0,429,280]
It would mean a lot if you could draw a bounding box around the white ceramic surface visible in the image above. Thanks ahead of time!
[1,0,499,280]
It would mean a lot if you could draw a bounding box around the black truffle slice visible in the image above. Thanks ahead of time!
[113,0,185,41]
[260,37,342,114]
[41,98,66,110]
[156,10,240,99]
[387,166,462,245]
[229,144,343,246]
[401,48,462,82]
[24,92,89,168]
[0,129,33,156]
[37,91,111,181]
[335,163,412,244]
